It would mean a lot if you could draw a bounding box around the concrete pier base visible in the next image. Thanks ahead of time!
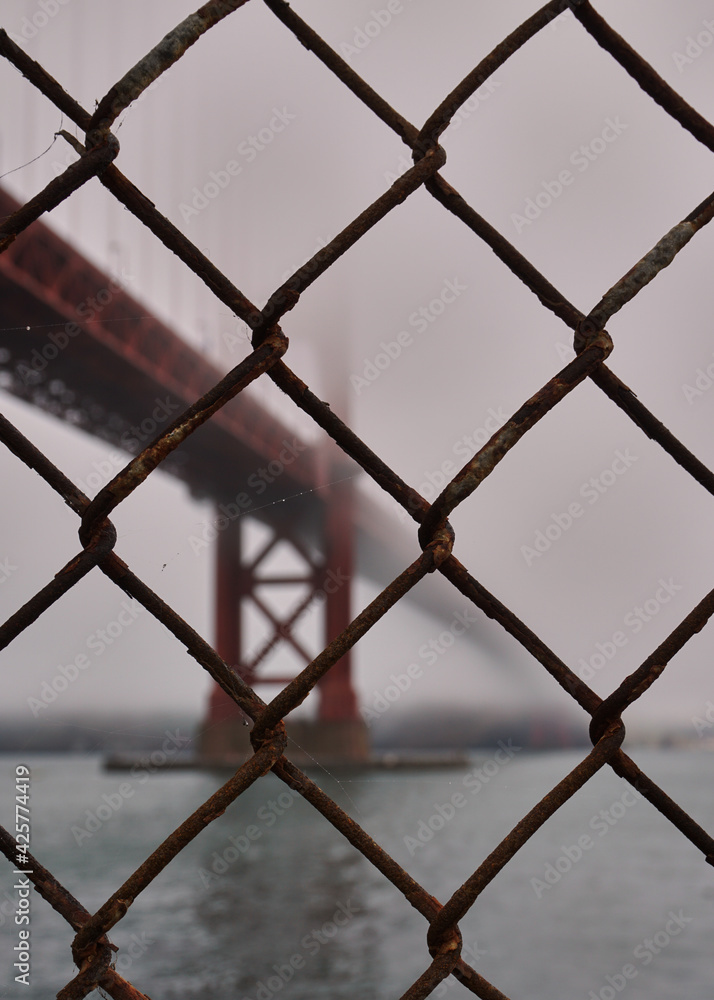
[197,715,370,769]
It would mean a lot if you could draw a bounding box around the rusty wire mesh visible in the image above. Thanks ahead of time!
[1,1,714,997]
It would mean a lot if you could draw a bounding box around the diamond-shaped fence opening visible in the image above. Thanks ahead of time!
[1,1,714,997]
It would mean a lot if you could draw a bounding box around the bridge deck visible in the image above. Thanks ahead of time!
[0,187,425,582]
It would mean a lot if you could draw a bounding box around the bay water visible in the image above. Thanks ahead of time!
[0,749,712,999]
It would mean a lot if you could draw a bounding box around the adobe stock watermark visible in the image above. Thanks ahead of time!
[71,729,192,845]
[220,235,332,355]
[396,405,510,524]
[691,700,714,738]
[520,447,638,566]
[511,116,628,233]
[221,318,253,354]
[339,1,415,61]
[544,1,575,33]
[179,107,296,223]
[588,910,693,1000]
[111,931,155,980]
[575,578,682,685]
[241,897,360,1000]
[162,967,242,999]
[15,268,135,385]
[530,785,643,898]
[681,351,714,404]
[198,788,301,888]
[0,887,29,930]
[7,0,72,44]
[51,78,164,178]
[77,395,182,495]
[403,740,521,855]
[433,939,488,996]
[383,77,501,183]
[27,599,146,717]
[360,605,480,726]
[275,566,350,636]
[187,436,308,555]
[0,557,17,585]
[672,17,714,73]
[350,277,468,394]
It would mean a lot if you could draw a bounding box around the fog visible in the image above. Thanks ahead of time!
[1,0,713,739]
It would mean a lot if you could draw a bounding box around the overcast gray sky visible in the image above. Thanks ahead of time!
[1,0,713,736]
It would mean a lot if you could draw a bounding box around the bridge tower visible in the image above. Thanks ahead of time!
[197,457,370,766]
[197,242,369,765]
[0,184,372,767]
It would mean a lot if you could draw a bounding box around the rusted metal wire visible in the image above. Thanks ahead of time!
[1,1,714,997]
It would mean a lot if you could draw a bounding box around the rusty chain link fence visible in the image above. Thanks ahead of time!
[1,1,714,997]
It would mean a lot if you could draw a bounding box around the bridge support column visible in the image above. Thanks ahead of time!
[198,516,253,763]
[312,471,369,762]
[197,476,369,766]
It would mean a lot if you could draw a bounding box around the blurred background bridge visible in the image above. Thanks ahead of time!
[3,1,706,758]
[0,183,520,762]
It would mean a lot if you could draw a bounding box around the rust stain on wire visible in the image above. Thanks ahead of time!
[88,0,253,135]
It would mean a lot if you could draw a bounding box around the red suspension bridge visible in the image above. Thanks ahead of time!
[0,184,503,763]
